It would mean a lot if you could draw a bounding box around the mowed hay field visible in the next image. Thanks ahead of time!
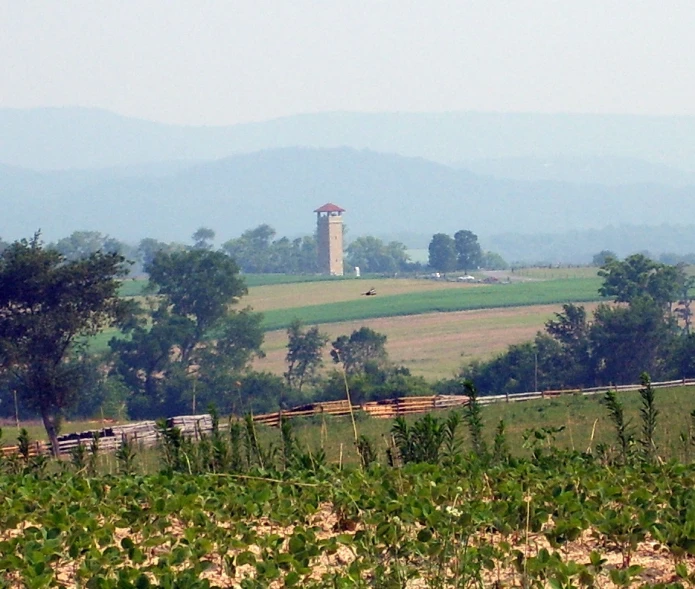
[254,304,599,379]
[246,273,602,379]
[244,277,480,313]
[108,272,603,379]
[249,275,603,331]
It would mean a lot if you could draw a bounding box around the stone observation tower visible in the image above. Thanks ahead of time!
[314,202,345,276]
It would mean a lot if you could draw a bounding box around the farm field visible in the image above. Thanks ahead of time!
[4,459,694,588]
[255,303,600,380]
[4,383,695,588]
[245,277,474,313]
[255,277,603,331]
[511,266,602,280]
[107,274,604,369]
[117,273,359,298]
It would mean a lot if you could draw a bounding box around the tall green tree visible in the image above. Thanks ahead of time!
[453,229,482,273]
[598,253,684,309]
[192,227,215,250]
[0,235,132,454]
[222,224,276,273]
[109,307,193,416]
[51,230,131,262]
[589,297,674,385]
[284,320,329,394]
[545,303,592,385]
[346,236,410,273]
[223,225,319,274]
[137,238,185,267]
[480,251,508,270]
[591,250,617,267]
[112,249,263,417]
[147,249,247,350]
[428,233,457,273]
[330,327,388,375]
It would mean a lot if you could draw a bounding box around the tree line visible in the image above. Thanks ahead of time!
[463,254,695,395]
[0,234,430,453]
[2,225,509,277]
[428,230,508,273]
[3,230,693,455]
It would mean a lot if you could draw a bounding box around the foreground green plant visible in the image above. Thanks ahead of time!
[638,372,659,463]
[605,388,634,464]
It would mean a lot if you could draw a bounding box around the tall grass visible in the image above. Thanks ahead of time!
[8,384,695,470]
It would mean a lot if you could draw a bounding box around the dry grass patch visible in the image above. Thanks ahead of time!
[245,278,480,313]
[255,303,600,380]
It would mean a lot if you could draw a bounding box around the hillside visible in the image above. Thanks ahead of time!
[3,147,695,261]
[4,107,695,174]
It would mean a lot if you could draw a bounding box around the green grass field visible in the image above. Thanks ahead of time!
[259,277,603,330]
[10,384,694,466]
[253,383,695,465]
[117,278,149,297]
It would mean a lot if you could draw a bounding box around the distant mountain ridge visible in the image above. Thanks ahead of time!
[456,156,695,186]
[4,107,695,178]
[3,146,695,265]
[4,107,695,263]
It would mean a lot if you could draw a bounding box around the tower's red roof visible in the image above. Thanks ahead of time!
[314,203,345,213]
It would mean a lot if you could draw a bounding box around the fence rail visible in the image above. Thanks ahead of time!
[3,379,695,458]
[0,414,214,459]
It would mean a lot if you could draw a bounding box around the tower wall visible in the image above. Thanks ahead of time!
[317,213,344,276]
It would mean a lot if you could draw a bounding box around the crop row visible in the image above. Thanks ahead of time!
[2,453,695,588]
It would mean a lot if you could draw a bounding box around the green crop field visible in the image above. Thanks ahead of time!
[3,448,693,587]
[258,277,603,331]
[3,385,694,587]
[117,274,356,298]
[105,274,606,375]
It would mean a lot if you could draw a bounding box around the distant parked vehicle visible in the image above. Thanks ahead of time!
[457,275,476,282]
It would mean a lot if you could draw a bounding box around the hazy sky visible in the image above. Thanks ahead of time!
[2,1,694,126]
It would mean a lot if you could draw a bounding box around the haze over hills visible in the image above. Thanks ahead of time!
[3,146,695,264]
[3,107,695,264]
[4,107,695,180]
[455,156,695,186]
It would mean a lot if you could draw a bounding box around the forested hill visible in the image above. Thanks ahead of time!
[3,147,695,252]
[4,107,695,173]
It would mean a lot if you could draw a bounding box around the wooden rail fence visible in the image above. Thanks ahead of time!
[0,414,213,459]
[2,379,694,458]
